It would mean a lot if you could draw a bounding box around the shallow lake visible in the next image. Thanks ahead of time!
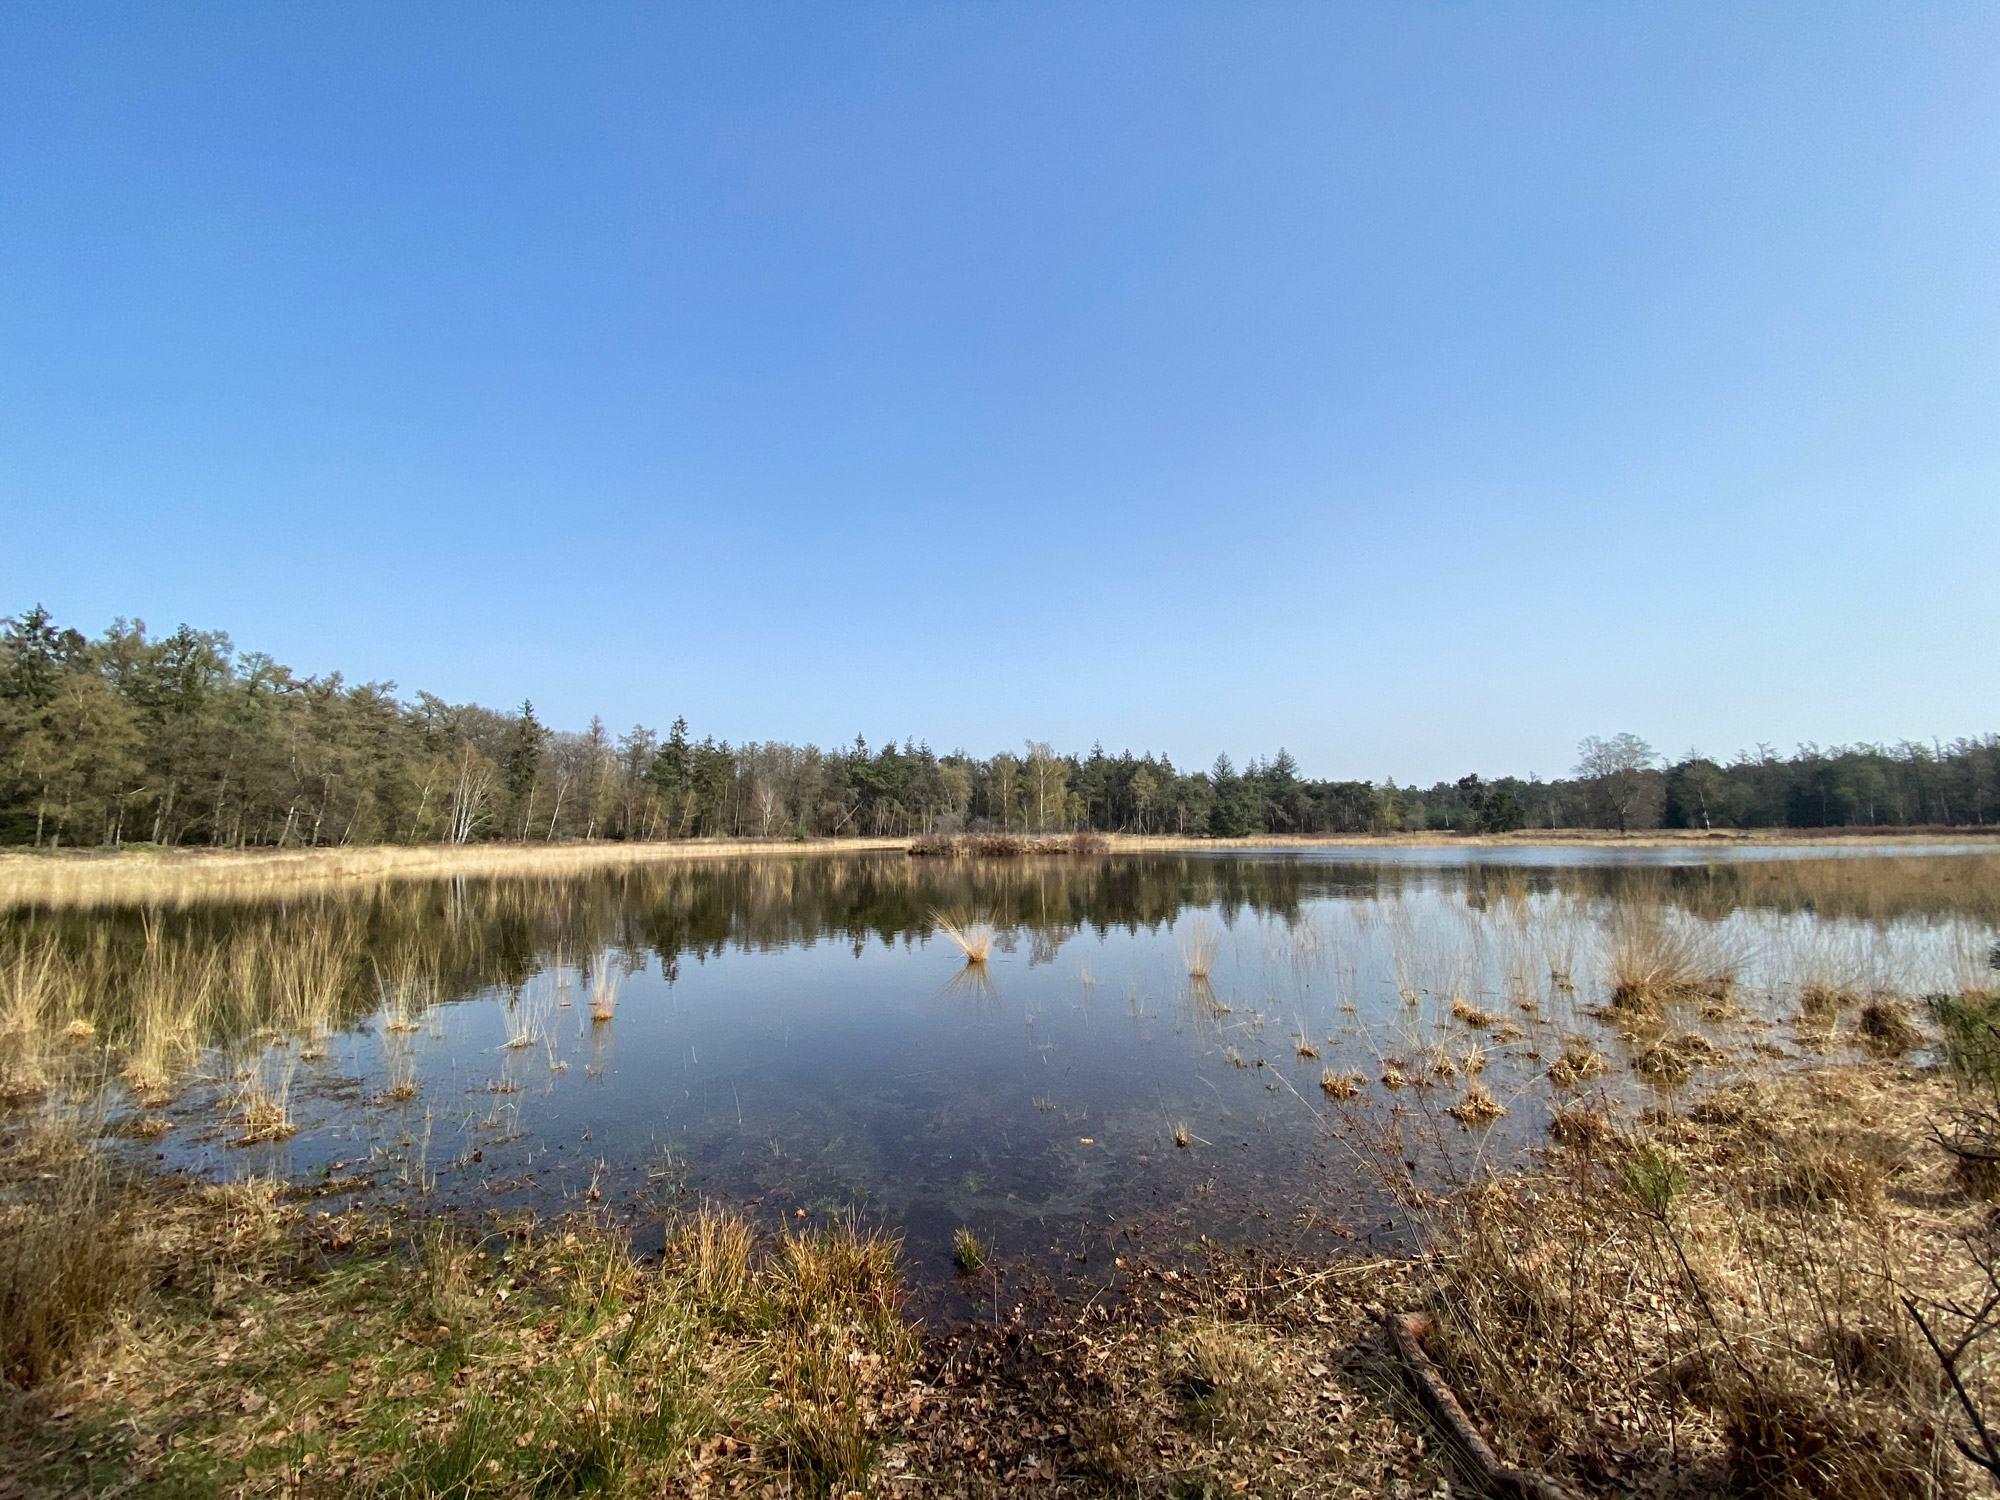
[14,845,1996,1293]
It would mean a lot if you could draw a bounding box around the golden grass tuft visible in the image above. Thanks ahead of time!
[1546,1040,1607,1089]
[587,952,621,1023]
[231,1061,299,1143]
[1606,911,1734,1013]
[930,911,994,965]
[0,1117,145,1387]
[1320,1067,1364,1100]
[1180,918,1219,981]
[1450,998,1498,1029]
[1445,1081,1506,1125]
[1170,1319,1280,1440]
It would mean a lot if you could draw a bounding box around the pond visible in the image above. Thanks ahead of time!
[7,846,1995,1295]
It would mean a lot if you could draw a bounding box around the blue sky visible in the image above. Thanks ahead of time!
[3,4,1995,784]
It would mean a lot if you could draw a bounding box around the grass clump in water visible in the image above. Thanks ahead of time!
[1444,1080,1506,1125]
[930,912,994,965]
[1319,1068,1363,1100]
[587,952,621,1023]
[1857,996,1922,1055]
[1450,998,1497,1029]
[951,1225,988,1274]
[1605,911,1734,1013]
[1180,918,1218,981]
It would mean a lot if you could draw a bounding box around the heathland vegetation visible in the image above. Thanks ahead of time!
[4,606,1996,850]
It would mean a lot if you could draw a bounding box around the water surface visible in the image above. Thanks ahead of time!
[15,846,1993,1288]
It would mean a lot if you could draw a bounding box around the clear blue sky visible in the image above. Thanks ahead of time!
[4,4,1995,784]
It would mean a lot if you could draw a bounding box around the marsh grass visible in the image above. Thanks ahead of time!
[587,953,621,1024]
[1449,997,1497,1029]
[1857,996,1923,1054]
[0,939,58,1101]
[1605,909,1736,1013]
[1377,1061,1987,1497]
[0,1113,143,1387]
[1181,918,1219,981]
[951,1226,988,1274]
[232,1057,299,1143]
[505,974,557,1051]
[930,911,994,965]
[0,838,917,910]
[1443,1080,1506,1125]
[1319,1067,1363,1099]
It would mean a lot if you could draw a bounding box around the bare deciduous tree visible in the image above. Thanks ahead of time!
[1574,732,1659,832]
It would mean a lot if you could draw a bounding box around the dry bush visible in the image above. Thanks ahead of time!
[1927,990,2000,1173]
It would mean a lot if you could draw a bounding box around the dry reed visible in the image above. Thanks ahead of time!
[1181,918,1219,981]
[587,953,621,1023]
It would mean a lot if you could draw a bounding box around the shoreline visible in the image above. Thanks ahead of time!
[1,825,1989,907]
[5,1052,1983,1498]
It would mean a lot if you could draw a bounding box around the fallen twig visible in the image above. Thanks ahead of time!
[1381,1310,1579,1500]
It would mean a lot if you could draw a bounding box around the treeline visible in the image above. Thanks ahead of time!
[1,606,1994,849]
